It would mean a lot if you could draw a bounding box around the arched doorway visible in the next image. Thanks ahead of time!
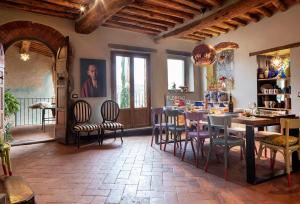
[0,21,70,144]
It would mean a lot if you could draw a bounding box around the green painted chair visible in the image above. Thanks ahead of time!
[164,109,185,156]
[205,115,245,180]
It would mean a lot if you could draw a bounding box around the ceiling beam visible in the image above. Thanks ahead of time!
[241,13,260,22]
[155,0,273,41]
[255,7,273,17]
[110,16,168,31]
[75,0,135,34]
[40,0,83,10]
[272,0,287,11]
[115,12,175,28]
[171,0,206,10]
[203,0,223,7]
[103,21,160,35]
[146,0,200,14]
[221,22,238,30]
[230,18,248,26]
[210,25,228,33]
[4,0,80,14]
[122,7,183,24]
[129,3,194,20]
[0,2,76,19]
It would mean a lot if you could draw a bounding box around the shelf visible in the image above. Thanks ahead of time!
[258,107,291,111]
[257,77,290,81]
[257,93,290,96]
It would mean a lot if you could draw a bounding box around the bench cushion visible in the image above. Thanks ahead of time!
[261,135,298,147]
[73,124,101,132]
[101,122,124,130]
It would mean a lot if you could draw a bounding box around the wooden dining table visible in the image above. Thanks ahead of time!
[154,108,299,184]
[232,114,299,184]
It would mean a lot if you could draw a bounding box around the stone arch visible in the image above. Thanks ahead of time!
[0,21,65,54]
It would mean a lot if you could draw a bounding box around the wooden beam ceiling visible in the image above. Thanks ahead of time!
[0,2,76,19]
[128,3,194,20]
[4,0,80,14]
[0,0,297,41]
[75,0,135,34]
[154,0,294,42]
[15,40,53,57]
[121,7,184,24]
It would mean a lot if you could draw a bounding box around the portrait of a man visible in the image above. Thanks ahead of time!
[80,59,106,97]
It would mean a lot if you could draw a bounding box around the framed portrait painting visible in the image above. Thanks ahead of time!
[80,58,107,97]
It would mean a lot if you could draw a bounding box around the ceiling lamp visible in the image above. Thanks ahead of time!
[192,42,239,66]
[271,54,283,69]
[192,44,216,66]
[214,42,239,53]
[20,53,30,61]
[80,5,86,13]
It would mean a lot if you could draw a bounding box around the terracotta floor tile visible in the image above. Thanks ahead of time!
[9,136,300,204]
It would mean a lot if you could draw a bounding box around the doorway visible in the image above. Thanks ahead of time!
[5,40,56,145]
[111,51,151,128]
[0,21,70,145]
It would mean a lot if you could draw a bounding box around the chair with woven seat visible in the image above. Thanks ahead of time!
[182,111,210,167]
[205,115,245,180]
[164,109,185,156]
[100,100,124,145]
[256,129,281,160]
[72,100,101,149]
[257,118,300,186]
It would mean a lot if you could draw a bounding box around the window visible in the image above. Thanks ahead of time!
[116,56,130,109]
[167,58,185,90]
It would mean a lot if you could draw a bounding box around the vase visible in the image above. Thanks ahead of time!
[264,68,269,78]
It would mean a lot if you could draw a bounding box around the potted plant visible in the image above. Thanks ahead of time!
[4,91,20,142]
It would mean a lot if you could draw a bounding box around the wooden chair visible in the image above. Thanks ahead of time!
[72,100,101,149]
[100,100,124,145]
[182,111,210,167]
[164,109,185,156]
[150,107,168,150]
[0,143,12,176]
[205,115,245,180]
[257,118,300,186]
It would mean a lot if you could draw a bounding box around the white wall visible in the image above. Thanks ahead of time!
[205,4,300,115]
[0,7,200,123]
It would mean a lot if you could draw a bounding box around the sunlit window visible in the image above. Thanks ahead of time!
[167,59,185,90]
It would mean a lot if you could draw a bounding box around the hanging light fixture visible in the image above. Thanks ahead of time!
[20,53,30,61]
[271,53,283,69]
[191,44,216,66]
[191,42,239,66]
[19,40,31,62]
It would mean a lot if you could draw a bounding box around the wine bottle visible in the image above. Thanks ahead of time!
[229,93,234,112]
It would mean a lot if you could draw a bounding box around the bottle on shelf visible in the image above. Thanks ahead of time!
[229,93,234,112]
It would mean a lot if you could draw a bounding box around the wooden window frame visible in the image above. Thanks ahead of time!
[111,50,151,110]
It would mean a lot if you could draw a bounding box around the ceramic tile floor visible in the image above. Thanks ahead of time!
[10,136,300,204]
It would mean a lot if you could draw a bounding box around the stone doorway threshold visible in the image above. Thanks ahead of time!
[10,124,55,146]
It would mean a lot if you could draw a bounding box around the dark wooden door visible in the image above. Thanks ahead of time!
[0,43,4,139]
[111,51,151,128]
[55,37,70,143]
